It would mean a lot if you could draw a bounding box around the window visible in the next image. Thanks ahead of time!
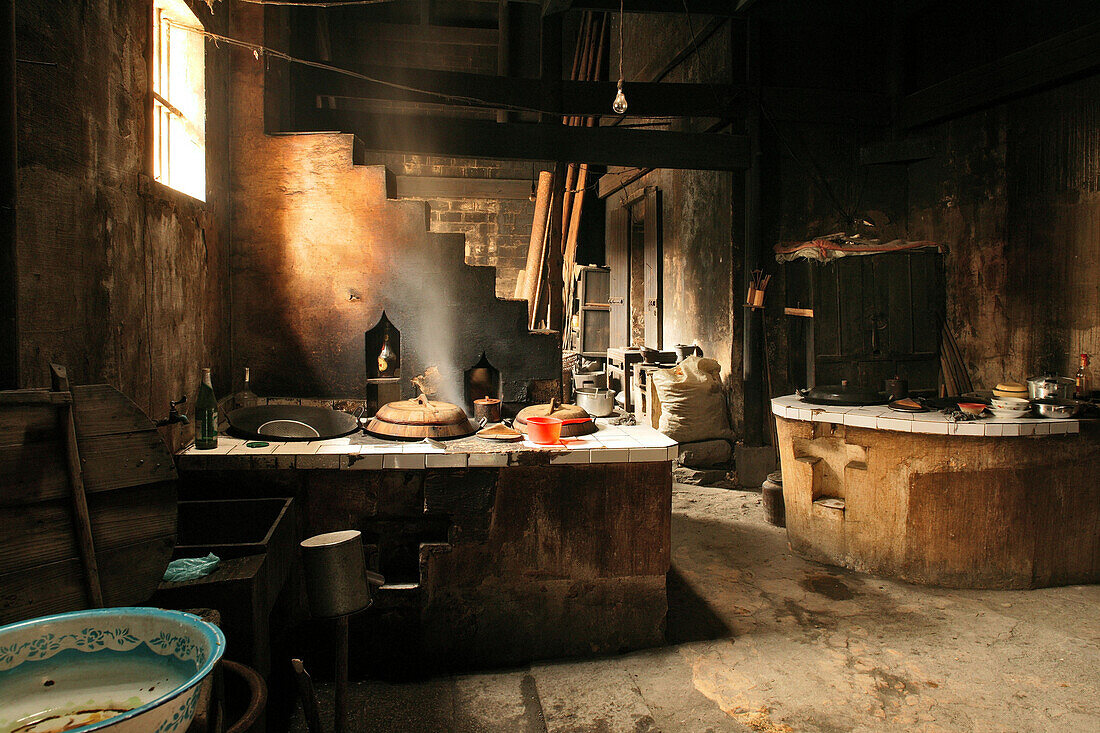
[153,0,205,201]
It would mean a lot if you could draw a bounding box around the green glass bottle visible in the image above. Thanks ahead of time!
[195,367,219,450]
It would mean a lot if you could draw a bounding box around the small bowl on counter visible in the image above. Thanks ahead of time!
[957,402,988,416]
[1032,398,1081,419]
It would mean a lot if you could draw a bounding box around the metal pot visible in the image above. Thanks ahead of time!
[1032,397,1080,419]
[798,380,889,406]
[575,387,616,417]
[1026,374,1075,400]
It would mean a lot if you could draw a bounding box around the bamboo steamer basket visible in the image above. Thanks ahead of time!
[366,393,476,440]
[515,397,597,437]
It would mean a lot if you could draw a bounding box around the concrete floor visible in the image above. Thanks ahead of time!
[289,485,1100,732]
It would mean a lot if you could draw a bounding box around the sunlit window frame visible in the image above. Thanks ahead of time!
[152,0,206,202]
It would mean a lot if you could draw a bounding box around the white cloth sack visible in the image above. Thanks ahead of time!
[651,356,733,443]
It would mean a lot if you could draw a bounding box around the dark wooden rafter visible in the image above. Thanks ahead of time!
[305,66,741,118]
[308,110,749,170]
[543,0,754,14]
[901,20,1100,128]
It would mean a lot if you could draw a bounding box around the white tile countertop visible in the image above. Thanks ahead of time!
[177,419,678,471]
[771,394,1084,437]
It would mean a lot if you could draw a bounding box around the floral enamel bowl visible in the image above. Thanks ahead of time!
[0,608,225,733]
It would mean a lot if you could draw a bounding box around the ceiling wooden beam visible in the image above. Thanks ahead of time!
[305,66,740,118]
[901,20,1100,128]
[393,175,533,199]
[306,110,750,170]
[544,0,750,14]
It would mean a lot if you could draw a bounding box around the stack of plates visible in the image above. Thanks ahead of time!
[990,396,1030,418]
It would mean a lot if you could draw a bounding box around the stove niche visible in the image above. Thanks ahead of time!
[366,312,400,379]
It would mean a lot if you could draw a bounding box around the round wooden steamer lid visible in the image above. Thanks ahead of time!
[515,397,590,424]
[374,393,469,426]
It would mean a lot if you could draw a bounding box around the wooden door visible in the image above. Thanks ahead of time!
[607,206,629,348]
[812,252,944,391]
[643,188,662,349]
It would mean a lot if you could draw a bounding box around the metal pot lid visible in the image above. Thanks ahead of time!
[374,393,470,426]
[1026,374,1074,386]
[800,380,889,406]
[515,397,590,424]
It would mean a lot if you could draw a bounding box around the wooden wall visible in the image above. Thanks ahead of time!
[14,0,232,450]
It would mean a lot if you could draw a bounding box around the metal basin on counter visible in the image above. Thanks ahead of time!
[227,404,361,441]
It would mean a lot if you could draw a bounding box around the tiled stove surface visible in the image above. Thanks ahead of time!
[178,420,678,470]
[772,394,1085,437]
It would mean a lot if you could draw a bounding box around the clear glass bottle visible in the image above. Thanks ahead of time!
[1075,353,1091,400]
[239,367,258,408]
[195,367,219,450]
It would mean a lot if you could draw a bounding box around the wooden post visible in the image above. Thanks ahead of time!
[741,17,765,446]
[520,170,554,321]
[547,161,567,332]
[0,0,17,390]
[50,364,104,608]
[291,659,325,733]
[334,615,349,733]
[496,0,510,124]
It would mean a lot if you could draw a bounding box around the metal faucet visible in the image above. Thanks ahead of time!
[157,396,189,427]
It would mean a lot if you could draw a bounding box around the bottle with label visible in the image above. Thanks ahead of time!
[1075,353,1091,400]
[195,367,219,450]
[239,367,258,408]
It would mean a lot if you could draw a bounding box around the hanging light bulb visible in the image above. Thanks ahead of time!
[612,80,628,114]
[612,0,627,114]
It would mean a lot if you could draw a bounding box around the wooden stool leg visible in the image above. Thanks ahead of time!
[334,615,349,733]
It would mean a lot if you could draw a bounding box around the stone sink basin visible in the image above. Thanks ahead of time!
[0,607,224,733]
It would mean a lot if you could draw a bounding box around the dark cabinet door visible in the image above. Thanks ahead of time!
[812,252,944,391]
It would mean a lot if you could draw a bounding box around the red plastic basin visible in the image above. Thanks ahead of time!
[526,416,563,444]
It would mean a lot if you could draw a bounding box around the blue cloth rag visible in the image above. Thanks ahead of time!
[163,553,221,582]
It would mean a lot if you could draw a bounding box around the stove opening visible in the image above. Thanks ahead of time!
[366,312,400,379]
[465,353,501,411]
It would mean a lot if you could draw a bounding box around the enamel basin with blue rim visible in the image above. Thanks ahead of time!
[0,607,225,733]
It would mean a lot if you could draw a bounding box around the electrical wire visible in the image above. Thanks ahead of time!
[165,19,695,122]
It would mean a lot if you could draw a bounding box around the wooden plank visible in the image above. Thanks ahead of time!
[0,483,177,576]
[310,111,751,170]
[0,389,71,405]
[1,428,175,505]
[79,429,179,493]
[50,364,103,607]
[0,440,68,506]
[71,384,158,437]
[0,537,174,625]
[392,175,532,200]
[0,402,55,447]
[901,21,1100,128]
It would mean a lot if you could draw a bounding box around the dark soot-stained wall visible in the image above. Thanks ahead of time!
[15,0,232,450]
[907,75,1100,388]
